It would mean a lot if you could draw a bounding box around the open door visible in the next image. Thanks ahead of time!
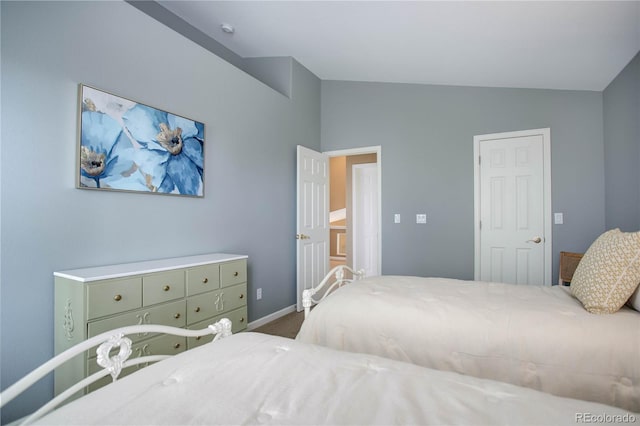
[352,163,379,277]
[296,145,330,311]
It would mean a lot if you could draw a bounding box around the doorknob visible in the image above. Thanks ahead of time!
[526,237,542,244]
[296,234,310,240]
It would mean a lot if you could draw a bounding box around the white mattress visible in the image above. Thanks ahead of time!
[37,333,636,425]
[296,276,640,412]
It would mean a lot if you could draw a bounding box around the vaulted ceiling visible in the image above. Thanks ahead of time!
[157,1,639,91]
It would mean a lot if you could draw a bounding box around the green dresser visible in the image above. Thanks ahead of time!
[54,253,248,397]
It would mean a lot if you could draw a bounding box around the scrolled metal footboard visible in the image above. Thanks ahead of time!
[0,318,233,425]
[302,265,365,318]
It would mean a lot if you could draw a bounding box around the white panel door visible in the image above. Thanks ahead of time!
[353,163,379,276]
[296,145,329,311]
[474,129,551,285]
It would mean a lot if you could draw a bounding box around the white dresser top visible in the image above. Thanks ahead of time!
[54,253,248,282]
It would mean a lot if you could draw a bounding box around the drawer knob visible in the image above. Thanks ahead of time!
[240,317,245,323]
[195,307,201,313]
[174,313,181,319]
[202,277,208,284]
[195,336,201,341]
[239,293,244,299]
[174,343,181,349]
[114,294,122,302]
[163,285,171,292]
[233,272,239,277]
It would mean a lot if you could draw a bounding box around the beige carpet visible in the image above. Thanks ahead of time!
[252,310,305,339]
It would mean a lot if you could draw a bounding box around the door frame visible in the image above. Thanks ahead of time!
[324,146,382,276]
[473,128,552,285]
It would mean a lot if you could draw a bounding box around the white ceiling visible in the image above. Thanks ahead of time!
[158,1,640,91]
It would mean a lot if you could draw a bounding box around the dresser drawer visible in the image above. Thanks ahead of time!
[222,305,247,333]
[143,270,185,306]
[187,317,217,349]
[186,283,247,325]
[186,264,220,296]
[88,333,187,369]
[87,277,142,319]
[186,290,221,325]
[87,333,186,392]
[220,283,247,313]
[187,306,248,349]
[87,300,186,341]
[220,260,246,288]
[131,333,187,358]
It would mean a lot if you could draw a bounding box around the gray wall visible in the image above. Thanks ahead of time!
[2,1,637,423]
[127,1,295,98]
[321,81,606,280]
[603,52,640,231]
[0,2,320,422]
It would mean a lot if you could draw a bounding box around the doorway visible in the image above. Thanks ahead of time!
[296,146,381,311]
[326,147,381,278]
[473,128,552,285]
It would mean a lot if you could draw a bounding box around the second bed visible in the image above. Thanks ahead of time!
[296,272,640,411]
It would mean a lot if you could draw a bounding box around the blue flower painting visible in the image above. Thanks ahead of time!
[79,111,133,189]
[78,85,205,197]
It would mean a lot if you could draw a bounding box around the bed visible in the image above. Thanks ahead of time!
[2,320,637,425]
[296,266,640,412]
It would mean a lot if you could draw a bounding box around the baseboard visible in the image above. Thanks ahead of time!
[247,304,297,330]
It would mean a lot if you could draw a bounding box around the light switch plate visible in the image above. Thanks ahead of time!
[416,214,427,224]
[394,214,401,223]
[554,212,564,224]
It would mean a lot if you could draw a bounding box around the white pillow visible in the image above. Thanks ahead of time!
[627,286,640,312]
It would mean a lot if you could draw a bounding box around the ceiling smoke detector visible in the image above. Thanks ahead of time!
[220,23,235,34]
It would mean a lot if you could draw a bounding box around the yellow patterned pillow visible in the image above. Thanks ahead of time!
[571,229,640,314]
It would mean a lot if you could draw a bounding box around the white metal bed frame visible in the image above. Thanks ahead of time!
[302,265,365,318]
[0,318,232,425]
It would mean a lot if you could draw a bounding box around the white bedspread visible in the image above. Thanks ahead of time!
[296,276,640,412]
[37,332,636,425]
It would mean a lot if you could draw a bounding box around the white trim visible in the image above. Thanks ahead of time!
[324,146,382,275]
[336,232,347,256]
[473,128,552,285]
[247,304,296,330]
[330,208,346,223]
[324,146,381,157]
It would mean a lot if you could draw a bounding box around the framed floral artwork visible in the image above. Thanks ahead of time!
[77,84,204,197]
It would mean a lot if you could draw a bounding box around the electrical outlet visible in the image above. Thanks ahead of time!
[416,214,427,224]
[257,288,262,300]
